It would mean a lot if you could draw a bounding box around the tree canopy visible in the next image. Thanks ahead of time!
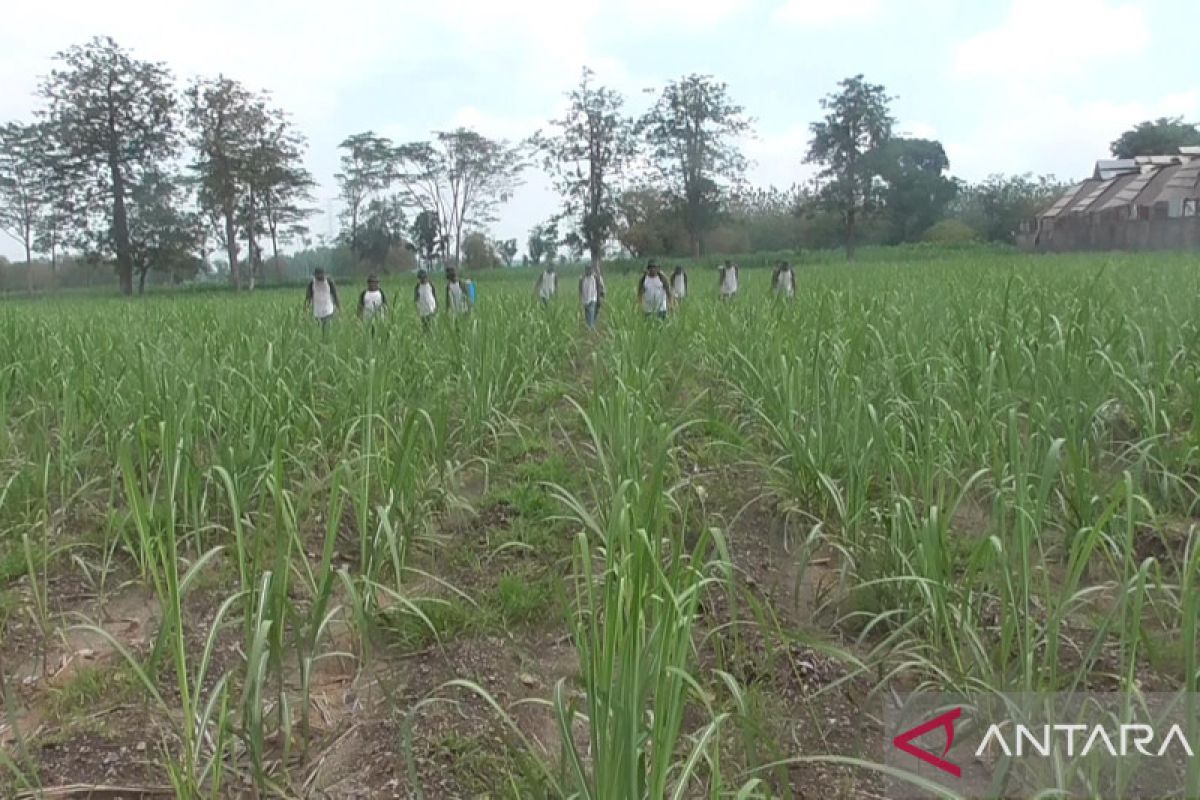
[806,74,894,260]
[533,67,637,271]
[1111,117,1200,159]
[39,36,180,295]
[393,129,524,268]
[640,74,753,257]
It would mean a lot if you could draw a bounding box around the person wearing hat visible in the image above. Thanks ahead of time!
[637,261,671,320]
[670,265,688,305]
[718,258,739,301]
[414,269,437,330]
[305,268,340,334]
[358,274,388,327]
[579,263,606,329]
[535,263,558,305]
[772,260,795,301]
[446,267,472,315]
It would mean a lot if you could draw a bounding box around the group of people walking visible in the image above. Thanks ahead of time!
[304,267,475,332]
[304,258,797,333]
[558,259,797,328]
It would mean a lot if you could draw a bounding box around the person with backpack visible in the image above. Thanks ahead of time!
[357,274,388,325]
[718,259,739,301]
[414,269,437,330]
[446,268,472,316]
[579,263,606,329]
[305,268,340,334]
[638,261,672,320]
[772,261,796,301]
[535,264,557,305]
[670,265,688,305]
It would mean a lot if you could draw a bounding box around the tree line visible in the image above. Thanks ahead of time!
[3,37,1198,294]
[0,37,315,295]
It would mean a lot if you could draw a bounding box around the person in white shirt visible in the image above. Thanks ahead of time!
[718,259,739,301]
[358,274,388,329]
[445,268,472,316]
[638,261,672,320]
[670,266,688,305]
[535,265,558,305]
[414,269,437,330]
[772,261,796,301]
[305,268,340,334]
[579,263,606,329]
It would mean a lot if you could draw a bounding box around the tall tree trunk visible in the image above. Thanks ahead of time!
[691,232,701,259]
[846,208,857,262]
[270,223,281,285]
[247,188,257,292]
[109,159,134,296]
[453,215,465,269]
[590,244,602,276]
[138,268,148,295]
[224,209,239,291]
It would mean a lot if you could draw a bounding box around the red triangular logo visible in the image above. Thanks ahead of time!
[893,707,962,778]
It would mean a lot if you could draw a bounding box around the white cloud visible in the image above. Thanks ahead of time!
[953,0,1150,79]
[774,0,882,25]
[902,122,938,139]
[621,0,754,29]
[949,89,1200,181]
[744,124,818,188]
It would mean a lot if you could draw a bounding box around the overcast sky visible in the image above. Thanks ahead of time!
[1,0,1196,260]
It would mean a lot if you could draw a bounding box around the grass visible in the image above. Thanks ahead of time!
[47,663,143,722]
[1,249,1198,797]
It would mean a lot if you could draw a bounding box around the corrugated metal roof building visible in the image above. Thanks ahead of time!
[1021,153,1200,251]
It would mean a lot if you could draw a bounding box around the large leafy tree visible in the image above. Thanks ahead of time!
[393,129,523,268]
[1111,117,1200,158]
[355,196,409,270]
[640,75,752,257]
[726,185,806,252]
[32,127,75,274]
[410,210,443,268]
[242,108,311,288]
[527,220,559,265]
[462,232,497,269]
[126,168,203,294]
[187,76,265,289]
[872,138,958,243]
[189,80,310,289]
[615,187,686,258]
[496,238,518,268]
[0,122,49,267]
[953,173,1067,244]
[533,68,636,272]
[806,74,894,261]
[39,36,179,295]
[256,123,314,270]
[335,132,393,260]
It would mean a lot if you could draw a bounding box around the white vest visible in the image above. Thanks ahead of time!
[580,275,599,305]
[312,279,335,318]
[642,275,668,313]
[777,270,795,297]
[448,282,468,313]
[539,272,557,299]
[362,289,385,317]
[416,283,437,316]
[720,267,738,296]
